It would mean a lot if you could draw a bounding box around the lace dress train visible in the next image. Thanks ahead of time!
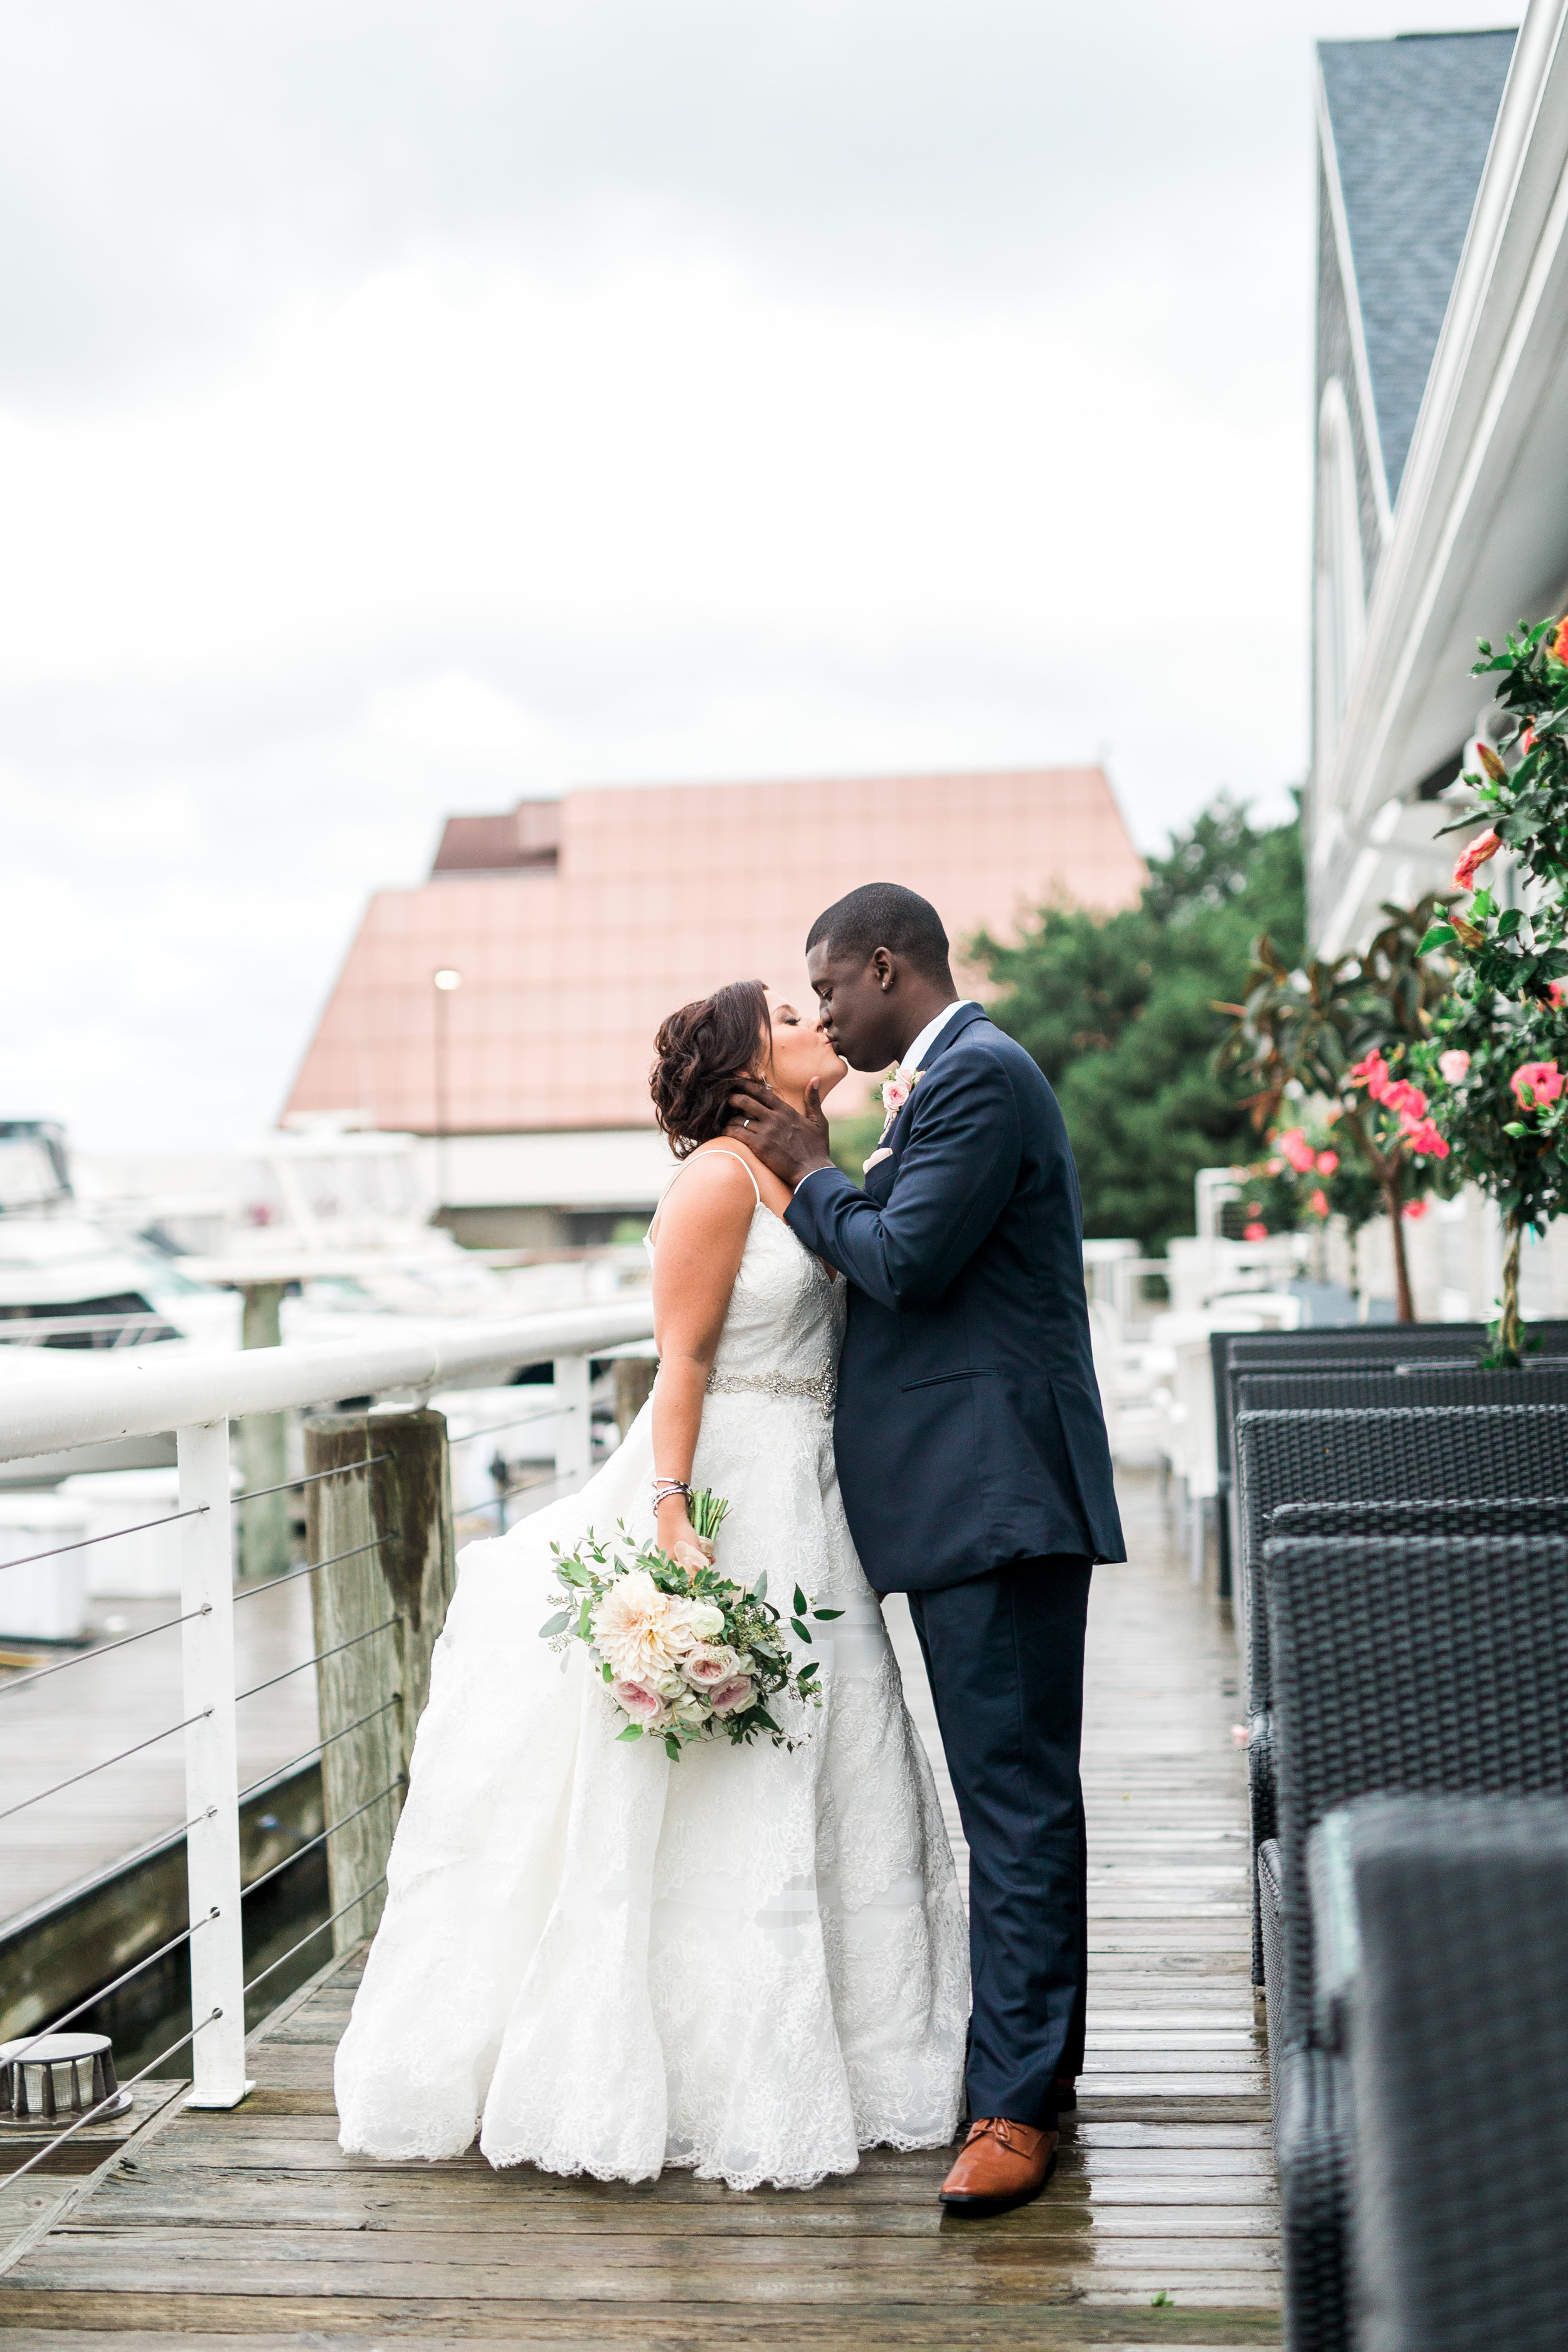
[334,1200,968,2190]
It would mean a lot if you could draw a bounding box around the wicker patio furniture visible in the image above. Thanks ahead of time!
[1298,1792,1568,2351]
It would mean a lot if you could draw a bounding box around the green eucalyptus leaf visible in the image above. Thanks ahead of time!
[538,1611,571,1638]
[790,1617,813,1645]
[750,1570,768,1602]
[793,1584,807,1617]
[617,1723,644,1741]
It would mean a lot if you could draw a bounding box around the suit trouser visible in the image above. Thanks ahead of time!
[907,1555,1092,2131]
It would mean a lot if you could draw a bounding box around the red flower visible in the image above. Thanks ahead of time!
[1242,1222,1268,1242]
[1402,1117,1448,1158]
[1452,829,1501,891]
[1350,1049,1390,1100]
[1511,1059,1565,1109]
[1316,1150,1339,1175]
[1553,618,1568,665]
[1309,1190,1330,1218]
[1382,1079,1428,1120]
[1403,1197,1430,1221]
[1277,1127,1317,1175]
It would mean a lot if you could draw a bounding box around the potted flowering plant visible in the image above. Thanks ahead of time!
[1217,898,1455,1321]
[1232,1118,1389,1299]
[1413,616,1568,1361]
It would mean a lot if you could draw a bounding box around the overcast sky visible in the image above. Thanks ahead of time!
[0,0,1511,1149]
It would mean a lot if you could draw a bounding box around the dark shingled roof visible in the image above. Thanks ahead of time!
[1320,28,1517,502]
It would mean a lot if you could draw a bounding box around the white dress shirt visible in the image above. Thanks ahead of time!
[795,999,976,1197]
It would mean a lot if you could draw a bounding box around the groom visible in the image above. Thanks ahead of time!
[729,880,1123,2216]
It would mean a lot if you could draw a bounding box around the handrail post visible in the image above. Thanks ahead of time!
[177,1419,252,2108]
[553,1354,592,1494]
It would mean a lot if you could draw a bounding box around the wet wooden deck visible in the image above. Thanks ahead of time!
[0,1469,1278,2348]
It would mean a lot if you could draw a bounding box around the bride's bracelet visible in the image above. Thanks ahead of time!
[651,1476,692,1510]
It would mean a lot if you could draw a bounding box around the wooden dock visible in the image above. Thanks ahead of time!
[0,1469,1278,2347]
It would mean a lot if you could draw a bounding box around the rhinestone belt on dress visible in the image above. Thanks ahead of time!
[705,1362,837,1414]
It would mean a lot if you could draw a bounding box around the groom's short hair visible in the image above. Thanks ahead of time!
[807,883,951,982]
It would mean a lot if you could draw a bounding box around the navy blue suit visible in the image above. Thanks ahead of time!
[786,1004,1123,2126]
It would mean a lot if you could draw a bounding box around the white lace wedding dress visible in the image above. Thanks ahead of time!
[334,1171,968,2190]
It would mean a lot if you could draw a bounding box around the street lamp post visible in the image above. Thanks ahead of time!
[432,968,462,1219]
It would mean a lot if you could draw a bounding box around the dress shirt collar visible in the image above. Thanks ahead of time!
[899,999,975,1077]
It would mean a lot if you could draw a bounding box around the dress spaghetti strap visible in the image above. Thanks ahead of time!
[663,1148,763,1205]
[647,1148,764,1246]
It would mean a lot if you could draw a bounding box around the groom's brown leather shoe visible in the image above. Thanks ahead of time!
[939,2117,1058,2215]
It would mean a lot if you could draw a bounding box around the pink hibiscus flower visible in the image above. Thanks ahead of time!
[1452,830,1501,891]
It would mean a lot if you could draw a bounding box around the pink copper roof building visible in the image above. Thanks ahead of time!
[283,766,1143,1237]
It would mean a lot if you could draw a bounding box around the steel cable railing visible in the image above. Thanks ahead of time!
[0,1707,213,1826]
[238,1779,404,1905]
[0,1539,394,1698]
[445,1401,576,1447]
[233,1455,391,1505]
[234,1616,397,1707]
[0,1602,213,1698]
[0,1505,209,1580]
[0,1784,401,2181]
[1,1748,403,2080]
[0,1453,393,1583]
[241,1873,387,2002]
[1,1912,221,2073]
[238,1695,400,1802]
[230,1535,389,1606]
[0,1304,645,2112]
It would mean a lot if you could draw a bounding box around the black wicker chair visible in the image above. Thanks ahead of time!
[1306,1793,1568,2352]
[1206,1324,1568,1601]
[1244,1481,1568,1987]
[1236,1362,1568,1417]
[1261,1538,1568,2351]
[1235,1404,1568,1718]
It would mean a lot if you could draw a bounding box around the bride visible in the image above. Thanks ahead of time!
[334,978,968,2191]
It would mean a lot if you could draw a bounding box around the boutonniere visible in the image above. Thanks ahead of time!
[879,1064,923,1119]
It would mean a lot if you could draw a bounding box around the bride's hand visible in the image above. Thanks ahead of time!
[656,1499,714,1577]
[671,1535,716,1581]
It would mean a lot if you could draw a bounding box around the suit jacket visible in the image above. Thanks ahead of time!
[785,1004,1124,1592]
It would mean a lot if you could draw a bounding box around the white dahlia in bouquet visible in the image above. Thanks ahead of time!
[538,1488,839,1761]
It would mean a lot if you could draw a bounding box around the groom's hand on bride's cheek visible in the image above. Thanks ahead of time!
[726,1076,834,1187]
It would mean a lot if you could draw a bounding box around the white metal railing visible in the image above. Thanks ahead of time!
[0,1295,654,2159]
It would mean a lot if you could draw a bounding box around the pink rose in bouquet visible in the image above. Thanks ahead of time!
[708,1674,756,1717]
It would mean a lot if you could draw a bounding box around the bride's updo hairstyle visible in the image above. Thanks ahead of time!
[651,979,769,1158]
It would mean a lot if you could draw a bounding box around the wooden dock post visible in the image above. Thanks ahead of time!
[302,1407,456,1952]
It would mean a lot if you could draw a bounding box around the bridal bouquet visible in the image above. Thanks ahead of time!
[539,1488,840,1761]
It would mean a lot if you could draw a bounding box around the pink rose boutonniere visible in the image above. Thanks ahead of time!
[879,1064,923,1120]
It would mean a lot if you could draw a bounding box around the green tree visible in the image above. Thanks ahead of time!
[970,795,1305,1253]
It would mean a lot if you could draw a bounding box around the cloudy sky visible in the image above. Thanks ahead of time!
[0,0,1507,1148]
